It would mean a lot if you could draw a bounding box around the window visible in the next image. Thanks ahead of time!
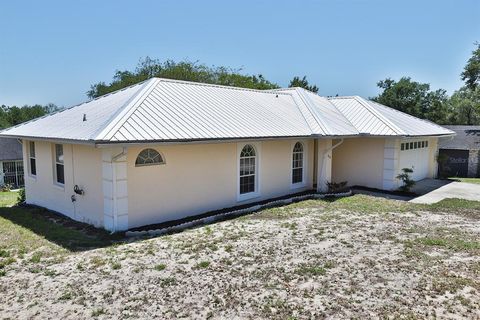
[425,141,428,148]
[409,142,413,149]
[239,144,256,194]
[414,142,418,149]
[135,148,164,167]
[54,144,64,185]
[405,143,409,150]
[401,143,405,151]
[421,141,425,148]
[29,141,36,176]
[292,142,304,184]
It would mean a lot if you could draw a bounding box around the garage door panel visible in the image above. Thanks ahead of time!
[399,144,430,181]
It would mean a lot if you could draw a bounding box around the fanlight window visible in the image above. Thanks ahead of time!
[135,149,164,166]
[239,144,256,194]
[292,142,304,184]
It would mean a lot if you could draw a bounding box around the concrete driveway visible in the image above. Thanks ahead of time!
[410,179,480,204]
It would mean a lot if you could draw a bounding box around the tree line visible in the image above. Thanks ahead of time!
[0,104,59,130]
[1,43,479,128]
[372,42,480,125]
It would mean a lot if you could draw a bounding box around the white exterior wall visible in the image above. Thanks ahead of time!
[23,140,104,227]
[126,139,314,229]
[332,137,439,191]
[332,138,386,189]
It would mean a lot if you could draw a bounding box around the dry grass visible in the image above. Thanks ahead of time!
[0,195,479,319]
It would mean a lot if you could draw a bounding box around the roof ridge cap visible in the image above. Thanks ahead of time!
[153,77,287,95]
[294,88,333,135]
[353,96,405,135]
[94,78,159,141]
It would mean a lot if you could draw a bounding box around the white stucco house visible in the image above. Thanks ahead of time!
[0,78,454,231]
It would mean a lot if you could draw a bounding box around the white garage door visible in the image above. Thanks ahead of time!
[399,140,430,181]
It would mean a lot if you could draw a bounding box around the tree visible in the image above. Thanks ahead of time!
[461,42,480,90]
[87,57,280,99]
[424,89,451,124]
[448,87,480,125]
[372,77,432,119]
[0,104,59,129]
[288,76,319,93]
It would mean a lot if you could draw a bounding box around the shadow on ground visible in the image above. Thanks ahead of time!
[0,205,125,252]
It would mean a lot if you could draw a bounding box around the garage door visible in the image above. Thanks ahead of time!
[399,140,430,181]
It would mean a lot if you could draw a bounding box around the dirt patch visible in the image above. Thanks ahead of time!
[0,197,479,319]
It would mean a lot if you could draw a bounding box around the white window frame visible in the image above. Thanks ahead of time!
[237,142,261,202]
[135,148,166,167]
[291,140,307,189]
[28,141,36,178]
[53,144,65,187]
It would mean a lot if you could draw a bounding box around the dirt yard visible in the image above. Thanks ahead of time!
[0,195,479,319]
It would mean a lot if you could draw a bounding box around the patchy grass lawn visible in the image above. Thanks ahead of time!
[0,191,18,207]
[0,195,479,319]
[450,177,480,185]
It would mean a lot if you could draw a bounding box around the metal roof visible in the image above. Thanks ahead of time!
[0,78,454,144]
[328,96,454,137]
[439,125,480,150]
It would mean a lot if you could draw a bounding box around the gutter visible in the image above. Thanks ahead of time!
[0,132,456,148]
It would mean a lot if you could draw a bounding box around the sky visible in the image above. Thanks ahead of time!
[0,0,479,108]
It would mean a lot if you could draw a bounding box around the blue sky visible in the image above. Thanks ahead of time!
[1,0,479,107]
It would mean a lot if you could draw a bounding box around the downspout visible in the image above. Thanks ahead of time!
[111,147,127,233]
[318,138,344,192]
[325,138,344,158]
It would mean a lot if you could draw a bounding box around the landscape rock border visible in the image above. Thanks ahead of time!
[126,190,352,237]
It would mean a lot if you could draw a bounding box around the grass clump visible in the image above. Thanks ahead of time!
[416,237,480,252]
[90,256,106,268]
[91,308,106,317]
[111,262,121,270]
[154,264,166,271]
[197,261,210,269]
[296,265,327,276]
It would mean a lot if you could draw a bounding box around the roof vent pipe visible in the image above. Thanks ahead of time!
[83,114,87,121]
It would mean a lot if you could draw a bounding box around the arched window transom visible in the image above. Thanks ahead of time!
[292,142,304,184]
[239,144,256,194]
[135,148,164,167]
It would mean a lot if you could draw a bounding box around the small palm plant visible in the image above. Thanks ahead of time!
[396,167,415,192]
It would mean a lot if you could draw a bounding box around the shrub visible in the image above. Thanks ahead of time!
[0,183,12,192]
[396,167,415,192]
[326,181,348,193]
[17,188,26,204]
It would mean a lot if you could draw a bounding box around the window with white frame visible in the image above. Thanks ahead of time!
[400,140,429,152]
[292,142,304,184]
[29,141,36,176]
[54,144,64,185]
[239,144,256,194]
[135,148,165,167]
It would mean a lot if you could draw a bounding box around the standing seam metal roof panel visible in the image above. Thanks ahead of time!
[106,79,313,141]
[0,77,455,142]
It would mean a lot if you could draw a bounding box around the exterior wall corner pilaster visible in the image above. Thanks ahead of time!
[102,148,129,232]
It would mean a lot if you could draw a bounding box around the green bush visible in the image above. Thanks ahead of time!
[396,168,415,192]
[17,188,25,204]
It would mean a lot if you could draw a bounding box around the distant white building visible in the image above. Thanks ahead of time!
[0,138,24,188]
[0,78,454,231]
